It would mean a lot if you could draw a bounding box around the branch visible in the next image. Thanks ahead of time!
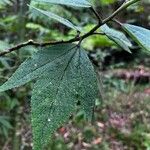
[90,7,103,24]
[0,0,139,56]
[77,0,140,41]
[0,39,79,56]
[102,0,140,24]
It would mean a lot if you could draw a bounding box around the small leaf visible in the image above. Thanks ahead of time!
[0,44,98,149]
[0,116,12,129]
[122,24,150,53]
[100,24,132,53]
[33,0,92,7]
[30,5,81,31]
[0,44,76,92]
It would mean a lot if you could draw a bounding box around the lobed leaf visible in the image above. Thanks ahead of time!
[0,44,98,149]
[100,24,132,53]
[122,24,150,53]
[30,5,81,31]
[32,0,92,7]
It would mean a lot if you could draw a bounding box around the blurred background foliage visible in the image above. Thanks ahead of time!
[0,0,150,150]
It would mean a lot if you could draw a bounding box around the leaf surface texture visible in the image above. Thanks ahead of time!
[33,0,91,7]
[30,6,81,31]
[0,44,98,149]
[100,24,132,53]
[122,24,150,52]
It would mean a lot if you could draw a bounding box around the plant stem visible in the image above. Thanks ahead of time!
[102,0,140,24]
[0,0,140,56]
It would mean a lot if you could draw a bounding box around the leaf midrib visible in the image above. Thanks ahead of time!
[40,47,78,140]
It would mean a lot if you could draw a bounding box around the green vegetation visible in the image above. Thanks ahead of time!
[0,0,150,149]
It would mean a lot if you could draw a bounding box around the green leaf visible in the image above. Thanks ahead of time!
[0,44,98,149]
[122,24,150,53]
[0,44,74,92]
[0,116,12,129]
[30,5,81,31]
[33,0,91,7]
[100,24,132,53]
